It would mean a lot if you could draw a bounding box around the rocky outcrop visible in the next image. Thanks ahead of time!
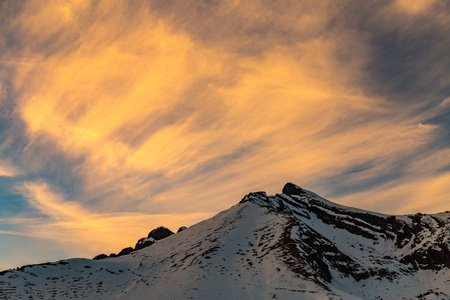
[93,254,108,260]
[282,182,304,196]
[117,247,134,257]
[244,182,450,280]
[134,237,155,251]
[148,226,174,240]
[93,226,177,260]
[177,226,188,233]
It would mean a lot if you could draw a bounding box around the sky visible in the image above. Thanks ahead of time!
[0,0,449,270]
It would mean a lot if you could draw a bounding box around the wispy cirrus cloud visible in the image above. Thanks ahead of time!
[0,161,20,177]
[4,181,215,257]
[0,230,31,237]
[336,171,450,215]
[394,0,437,14]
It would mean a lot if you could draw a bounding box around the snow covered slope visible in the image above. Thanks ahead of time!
[1,183,449,299]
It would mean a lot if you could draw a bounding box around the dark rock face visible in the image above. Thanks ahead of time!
[400,245,450,270]
[117,247,134,257]
[244,184,450,283]
[240,192,267,204]
[397,214,450,270]
[93,226,177,260]
[177,226,188,233]
[148,226,174,240]
[134,237,155,251]
[93,254,108,260]
[134,226,175,251]
[282,182,304,196]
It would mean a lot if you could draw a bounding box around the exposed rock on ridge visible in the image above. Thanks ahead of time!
[148,226,174,240]
[242,183,450,279]
[94,226,179,259]
[282,182,304,196]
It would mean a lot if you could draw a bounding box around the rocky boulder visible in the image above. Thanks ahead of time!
[93,254,108,260]
[177,226,188,233]
[135,237,156,251]
[92,226,176,260]
[148,226,174,240]
[282,182,304,196]
[117,247,134,257]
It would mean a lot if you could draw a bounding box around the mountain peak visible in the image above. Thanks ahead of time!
[241,183,450,273]
[1,183,449,299]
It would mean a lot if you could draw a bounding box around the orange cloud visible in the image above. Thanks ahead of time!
[441,97,450,107]
[0,161,20,177]
[15,181,215,256]
[336,171,450,215]
[4,0,449,222]
[394,0,436,14]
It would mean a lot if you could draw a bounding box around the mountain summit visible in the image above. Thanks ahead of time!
[1,183,449,299]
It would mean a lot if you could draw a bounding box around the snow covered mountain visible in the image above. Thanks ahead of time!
[1,183,449,299]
